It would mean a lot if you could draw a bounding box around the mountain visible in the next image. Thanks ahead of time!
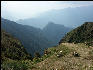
[1,18,53,56]
[43,22,72,45]
[16,6,93,29]
[1,30,32,62]
[59,22,93,46]
[29,22,93,70]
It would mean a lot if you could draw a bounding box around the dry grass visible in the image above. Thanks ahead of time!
[30,43,93,70]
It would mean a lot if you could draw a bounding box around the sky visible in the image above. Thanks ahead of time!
[1,1,93,21]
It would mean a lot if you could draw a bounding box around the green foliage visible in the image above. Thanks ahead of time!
[1,30,32,63]
[60,22,93,46]
[33,57,43,64]
[56,45,71,56]
[1,18,53,57]
[1,60,29,70]
[38,44,71,62]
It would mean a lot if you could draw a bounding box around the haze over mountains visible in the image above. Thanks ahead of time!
[1,18,71,56]
[1,18,52,56]
[1,1,93,58]
[17,6,93,29]
[1,1,93,70]
[1,5,93,56]
[1,21,93,70]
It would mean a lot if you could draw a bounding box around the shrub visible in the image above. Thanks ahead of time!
[33,58,42,64]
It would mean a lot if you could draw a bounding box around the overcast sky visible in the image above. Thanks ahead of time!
[1,1,93,21]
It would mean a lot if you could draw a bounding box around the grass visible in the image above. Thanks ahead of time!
[31,43,93,70]
[2,43,93,70]
[1,60,29,70]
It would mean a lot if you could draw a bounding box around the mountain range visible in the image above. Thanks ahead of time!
[1,18,52,56]
[17,6,93,29]
[1,18,93,70]
[1,18,71,56]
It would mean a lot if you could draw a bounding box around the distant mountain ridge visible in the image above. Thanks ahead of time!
[17,6,93,29]
[43,22,72,45]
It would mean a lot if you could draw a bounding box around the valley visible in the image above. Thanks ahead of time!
[1,19,93,70]
[1,18,72,56]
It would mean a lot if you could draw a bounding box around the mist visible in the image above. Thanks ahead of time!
[1,1,93,21]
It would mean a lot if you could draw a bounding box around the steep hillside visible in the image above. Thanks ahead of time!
[59,22,93,46]
[1,30,32,62]
[17,6,93,28]
[43,22,72,45]
[1,18,53,56]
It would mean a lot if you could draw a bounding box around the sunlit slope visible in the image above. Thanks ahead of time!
[31,43,93,70]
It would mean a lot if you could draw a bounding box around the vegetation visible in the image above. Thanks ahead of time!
[1,30,32,61]
[1,20,93,70]
[1,30,32,70]
[1,18,53,57]
[1,30,53,70]
[31,43,93,70]
[32,44,71,64]
[30,22,93,70]
[59,22,93,46]
[1,60,29,70]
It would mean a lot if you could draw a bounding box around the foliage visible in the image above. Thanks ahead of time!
[1,60,29,70]
[1,30,32,63]
[41,44,71,61]
[60,22,93,46]
[1,18,53,57]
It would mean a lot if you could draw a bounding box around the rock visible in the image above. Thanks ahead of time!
[44,50,51,55]
[73,51,80,57]
[60,51,62,53]
[57,51,63,58]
